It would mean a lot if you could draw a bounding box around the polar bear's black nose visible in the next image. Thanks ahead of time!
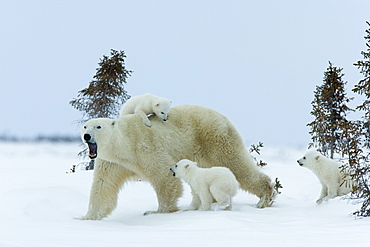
[84,134,91,141]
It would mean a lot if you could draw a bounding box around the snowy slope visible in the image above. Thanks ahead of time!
[0,142,369,247]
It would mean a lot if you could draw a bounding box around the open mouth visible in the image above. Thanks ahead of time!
[87,142,97,159]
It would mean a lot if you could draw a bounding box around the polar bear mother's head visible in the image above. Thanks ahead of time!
[81,118,116,159]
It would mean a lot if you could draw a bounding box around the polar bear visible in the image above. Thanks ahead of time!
[80,104,275,220]
[170,159,238,211]
[297,150,354,204]
[120,93,172,127]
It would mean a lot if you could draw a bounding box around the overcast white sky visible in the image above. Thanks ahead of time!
[1,0,369,146]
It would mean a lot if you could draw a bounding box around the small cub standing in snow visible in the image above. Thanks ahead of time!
[170,159,239,211]
[120,93,172,127]
[297,150,354,204]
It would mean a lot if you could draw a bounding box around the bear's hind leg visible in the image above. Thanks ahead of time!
[215,195,232,210]
[235,170,275,208]
[210,186,232,210]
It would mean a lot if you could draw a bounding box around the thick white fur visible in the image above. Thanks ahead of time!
[297,150,354,204]
[80,104,275,220]
[120,93,172,127]
[171,159,238,211]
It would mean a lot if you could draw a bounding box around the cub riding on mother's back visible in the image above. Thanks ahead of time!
[120,93,172,127]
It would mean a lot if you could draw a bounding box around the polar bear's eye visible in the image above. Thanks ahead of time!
[161,112,164,114]
[303,157,306,160]
[83,126,87,129]
[97,126,101,129]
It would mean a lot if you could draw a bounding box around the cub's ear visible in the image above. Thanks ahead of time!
[185,164,190,169]
[194,162,198,166]
[315,155,320,161]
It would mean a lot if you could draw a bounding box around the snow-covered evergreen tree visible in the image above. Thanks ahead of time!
[70,49,132,121]
[307,62,353,158]
[349,21,370,217]
[353,21,370,149]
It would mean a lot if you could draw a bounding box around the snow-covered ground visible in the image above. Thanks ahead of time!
[0,142,369,247]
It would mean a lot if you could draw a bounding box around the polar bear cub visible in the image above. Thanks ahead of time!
[170,159,239,211]
[120,93,172,127]
[297,150,354,204]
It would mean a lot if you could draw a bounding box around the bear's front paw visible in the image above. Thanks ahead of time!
[143,210,157,216]
[199,205,212,211]
[256,196,268,208]
[217,203,231,210]
[316,197,328,204]
[77,215,99,221]
[77,213,104,220]
[144,121,152,127]
[183,208,196,212]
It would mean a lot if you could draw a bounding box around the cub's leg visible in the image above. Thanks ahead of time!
[189,188,201,210]
[198,189,213,211]
[210,187,232,210]
[320,183,340,203]
[316,183,328,204]
[134,109,152,127]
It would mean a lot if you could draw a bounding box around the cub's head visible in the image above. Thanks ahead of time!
[297,150,321,168]
[170,159,197,178]
[81,118,116,159]
[152,97,172,121]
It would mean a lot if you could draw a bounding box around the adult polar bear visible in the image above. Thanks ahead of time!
[81,104,275,220]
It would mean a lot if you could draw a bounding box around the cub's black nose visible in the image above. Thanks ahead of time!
[84,134,91,141]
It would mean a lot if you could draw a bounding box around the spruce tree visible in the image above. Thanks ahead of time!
[307,62,353,158]
[348,21,370,217]
[353,21,370,148]
[70,49,132,121]
[340,119,370,217]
